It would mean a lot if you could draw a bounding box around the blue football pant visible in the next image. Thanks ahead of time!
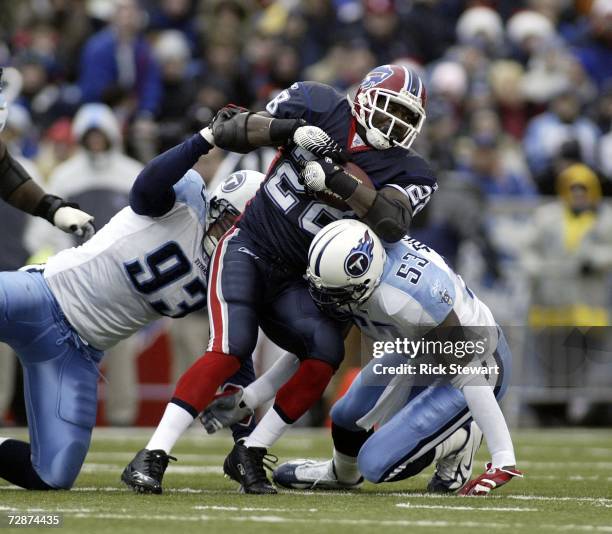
[331,329,512,483]
[0,271,103,489]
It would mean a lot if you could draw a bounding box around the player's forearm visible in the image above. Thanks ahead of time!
[213,112,306,153]
[0,143,45,213]
[130,133,212,216]
[338,183,411,243]
[462,385,516,468]
[241,352,301,409]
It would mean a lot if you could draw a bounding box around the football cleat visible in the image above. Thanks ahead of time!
[121,448,176,494]
[200,387,253,434]
[427,421,483,493]
[223,443,278,494]
[273,459,363,490]
[459,463,523,496]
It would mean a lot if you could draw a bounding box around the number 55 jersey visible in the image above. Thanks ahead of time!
[43,171,209,351]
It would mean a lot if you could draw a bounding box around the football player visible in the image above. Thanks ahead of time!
[126,65,438,494]
[0,67,94,239]
[0,122,265,491]
[203,220,523,496]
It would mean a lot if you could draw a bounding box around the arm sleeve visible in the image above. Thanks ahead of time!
[462,385,516,468]
[129,134,212,217]
[241,352,301,409]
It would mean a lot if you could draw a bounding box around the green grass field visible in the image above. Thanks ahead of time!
[1,427,611,533]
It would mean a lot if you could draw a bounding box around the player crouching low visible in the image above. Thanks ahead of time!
[202,220,523,496]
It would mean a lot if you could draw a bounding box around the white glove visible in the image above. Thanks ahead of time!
[301,161,328,192]
[53,206,96,241]
[293,125,349,163]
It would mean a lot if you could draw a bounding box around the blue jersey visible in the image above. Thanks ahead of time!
[237,81,437,273]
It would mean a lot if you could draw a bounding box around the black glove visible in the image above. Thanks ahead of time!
[209,104,255,153]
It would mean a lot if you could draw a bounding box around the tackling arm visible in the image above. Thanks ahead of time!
[130,133,213,217]
[211,110,307,154]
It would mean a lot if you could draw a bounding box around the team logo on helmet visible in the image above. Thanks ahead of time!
[344,230,375,278]
[360,65,394,90]
[221,171,246,193]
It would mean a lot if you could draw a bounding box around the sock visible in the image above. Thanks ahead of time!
[274,359,334,423]
[145,402,195,454]
[0,439,52,490]
[173,350,241,413]
[242,352,300,410]
[243,407,287,449]
[463,385,516,468]
[332,448,361,484]
[434,426,469,461]
[331,421,373,457]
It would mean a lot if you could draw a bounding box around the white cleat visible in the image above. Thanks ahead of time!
[273,459,363,490]
[427,421,483,493]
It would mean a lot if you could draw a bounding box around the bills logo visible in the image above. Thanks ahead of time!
[344,231,375,277]
[360,66,394,90]
[222,171,246,193]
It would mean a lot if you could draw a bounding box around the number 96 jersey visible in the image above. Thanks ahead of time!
[43,171,209,350]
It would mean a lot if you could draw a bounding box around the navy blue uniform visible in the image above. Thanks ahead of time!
[238,81,437,273]
[208,82,438,367]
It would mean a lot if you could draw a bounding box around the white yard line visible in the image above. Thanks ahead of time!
[396,503,537,512]
[193,505,318,512]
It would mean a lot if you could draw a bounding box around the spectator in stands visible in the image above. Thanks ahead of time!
[153,30,198,153]
[78,0,161,122]
[523,85,600,176]
[461,134,536,198]
[520,163,612,421]
[522,163,612,328]
[571,0,612,90]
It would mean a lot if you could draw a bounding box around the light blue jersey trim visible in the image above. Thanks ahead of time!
[382,241,455,325]
[173,170,208,226]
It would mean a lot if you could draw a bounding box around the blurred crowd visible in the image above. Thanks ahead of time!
[1,0,612,426]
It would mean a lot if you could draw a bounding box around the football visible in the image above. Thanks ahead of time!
[314,161,374,211]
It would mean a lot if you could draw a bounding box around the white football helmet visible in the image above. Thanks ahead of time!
[204,169,265,255]
[349,64,427,151]
[307,220,386,314]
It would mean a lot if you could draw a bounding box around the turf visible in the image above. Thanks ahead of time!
[0,428,611,533]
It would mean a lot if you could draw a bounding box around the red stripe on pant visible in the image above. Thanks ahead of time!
[274,359,335,423]
[208,226,237,354]
[172,350,241,414]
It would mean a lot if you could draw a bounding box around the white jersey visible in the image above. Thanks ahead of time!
[353,236,498,352]
[44,171,210,350]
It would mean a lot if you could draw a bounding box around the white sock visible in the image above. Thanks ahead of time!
[463,385,516,468]
[242,352,300,410]
[332,449,361,483]
[433,426,469,461]
[145,403,195,454]
[243,408,288,449]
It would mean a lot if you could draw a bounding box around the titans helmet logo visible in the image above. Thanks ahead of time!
[222,171,247,193]
[360,65,394,90]
[344,231,375,278]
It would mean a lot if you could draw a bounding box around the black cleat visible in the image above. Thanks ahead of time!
[223,443,278,494]
[121,448,176,494]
